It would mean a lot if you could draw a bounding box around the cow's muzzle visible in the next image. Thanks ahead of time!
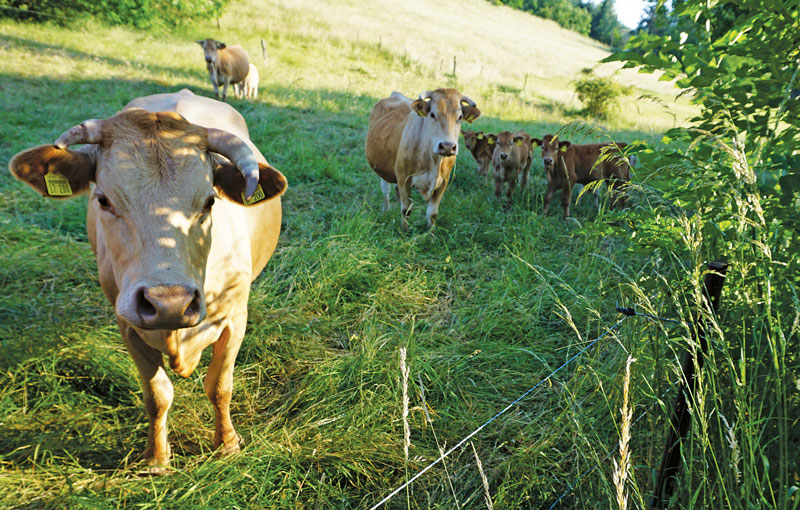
[133,284,204,330]
[500,152,509,160]
[436,141,458,157]
[543,157,554,167]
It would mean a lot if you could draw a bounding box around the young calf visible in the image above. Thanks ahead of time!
[462,130,495,178]
[532,134,630,218]
[489,131,533,202]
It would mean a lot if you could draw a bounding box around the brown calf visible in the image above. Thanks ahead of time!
[489,130,533,202]
[462,130,495,178]
[532,134,630,217]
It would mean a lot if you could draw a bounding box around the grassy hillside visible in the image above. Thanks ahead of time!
[1,0,696,508]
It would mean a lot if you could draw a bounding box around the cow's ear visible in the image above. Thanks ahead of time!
[559,141,571,151]
[411,99,430,117]
[487,135,495,145]
[216,41,226,49]
[513,136,524,146]
[196,40,204,46]
[462,105,482,123]
[9,145,95,198]
[531,138,542,147]
[477,131,484,140]
[213,160,287,205]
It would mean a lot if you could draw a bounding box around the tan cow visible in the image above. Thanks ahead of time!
[489,130,533,202]
[462,130,495,178]
[9,88,287,473]
[197,38,250,102]
[365,88,481,230]
[532,134,630,217]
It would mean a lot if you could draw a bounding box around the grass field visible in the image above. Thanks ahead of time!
[0,0,713,508]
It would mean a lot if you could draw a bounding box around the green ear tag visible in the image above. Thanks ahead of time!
[44,173,72,196]
[242,184,265,205]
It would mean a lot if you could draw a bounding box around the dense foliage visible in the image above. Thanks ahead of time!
[491,0,629,46]
[573,68,631,118]
[0,0,228,27]
[598,0,800,505]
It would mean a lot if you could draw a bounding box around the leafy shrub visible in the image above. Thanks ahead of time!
[0,0,228,28]
[573,68,632,119]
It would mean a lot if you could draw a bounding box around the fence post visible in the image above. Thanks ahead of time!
[650,261,728,508]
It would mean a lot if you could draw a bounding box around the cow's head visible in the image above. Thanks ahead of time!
[462,130,481,152]
[9,109,286,331]
[492,131,525,163]
[197,38,225,65]
[411,89,481,157]
[532,134,570,172]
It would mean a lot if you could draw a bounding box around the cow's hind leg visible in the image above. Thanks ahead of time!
[380,178,392,212]
[205,324,243,455]
[121,323,173,474]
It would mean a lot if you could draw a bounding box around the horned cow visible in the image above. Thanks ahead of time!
[365,88,481,230]
[197,38,250,102]
[9,89,287,473]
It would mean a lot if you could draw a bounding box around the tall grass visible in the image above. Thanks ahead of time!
[3,0,790,509]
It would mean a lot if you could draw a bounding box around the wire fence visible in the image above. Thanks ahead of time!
[370,306,683,509]
[369,316,629,510]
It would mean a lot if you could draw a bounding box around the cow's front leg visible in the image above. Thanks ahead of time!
[205,325,244,455]
[426,178,449,229]
[398,178,413,231]
[222,77,230,102]
[562,183,573,218]
[379,178,392,212]
[542,182,556,215]
[506,173,517,202]
[121,323,173,473]
[208,66,220,99]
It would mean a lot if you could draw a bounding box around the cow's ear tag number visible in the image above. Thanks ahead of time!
[242,184,265,205]
[44,173,72,196]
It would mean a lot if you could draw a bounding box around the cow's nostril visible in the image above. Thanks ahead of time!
[184,289,202,319]
[136,287,157,320]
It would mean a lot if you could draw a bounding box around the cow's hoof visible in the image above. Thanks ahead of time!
[136,460,172,476]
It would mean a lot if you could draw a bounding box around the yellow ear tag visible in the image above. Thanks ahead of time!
[465,115,474,122]
[488,138,494,145]
[515,139,522,146]
[241,184,265,205]
[44,173,72,196]
[560,145,568,152]
[477,133,483,140]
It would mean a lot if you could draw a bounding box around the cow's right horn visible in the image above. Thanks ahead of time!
[461,96,477,107]
[418,91,433,101]
[206,128,260,200]
[54,119,104,149]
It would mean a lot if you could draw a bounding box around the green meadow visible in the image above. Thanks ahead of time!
[1,0,795,508]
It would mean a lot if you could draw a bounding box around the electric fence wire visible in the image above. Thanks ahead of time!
[369,316,629,510]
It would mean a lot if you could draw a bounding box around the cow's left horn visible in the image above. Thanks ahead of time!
[206,128,260,199]
[419,91,433,101]
[54,119,104,149]
[461,96,477,107]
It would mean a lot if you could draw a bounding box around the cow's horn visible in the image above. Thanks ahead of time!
[54,119,104,149]
[418,91,433,101]
[206,128,260,199]
[461,96,476,107]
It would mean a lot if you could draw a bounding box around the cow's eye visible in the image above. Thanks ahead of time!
[430,112,436,120]
[96,192,115,214]
[458,114,463,122]
[204,196,215,210]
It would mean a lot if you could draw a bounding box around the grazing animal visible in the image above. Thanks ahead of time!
[532,134,630,217]
[9,89,288,473]
[365,88,481,230]
[236,63,259,99]
[197,38,250,102]
[489,130,533,202]
[462,130,495,178]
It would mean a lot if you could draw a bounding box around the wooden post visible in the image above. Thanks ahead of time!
[650,261,728,508]
[261,39,267,63]
[452,55,457,77]
[523,73,528,91]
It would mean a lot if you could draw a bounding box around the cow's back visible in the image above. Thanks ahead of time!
[365,92,413,183]
[123,89,281,279]
[572,143,626,184]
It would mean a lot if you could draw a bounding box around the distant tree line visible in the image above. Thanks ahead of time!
[0,0,228,27]
[490,0,631,48]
